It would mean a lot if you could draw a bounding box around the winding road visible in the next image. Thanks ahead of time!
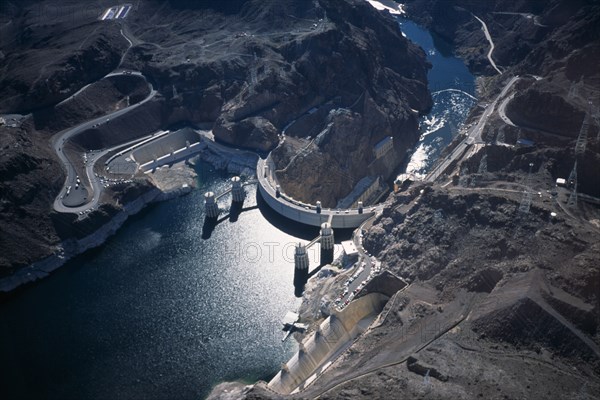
[52,72,157,214]
[498,92,517,127]
[472,14,503,75]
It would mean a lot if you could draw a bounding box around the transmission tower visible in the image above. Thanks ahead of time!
[575,104,591,156]
[568,79,582,100]
[567,160,578,207]
[519,162,534,213]
[568,102,593,208]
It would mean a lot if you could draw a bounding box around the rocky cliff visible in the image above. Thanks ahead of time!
[120,0,432,206]
[0,0,430,278]
[206,1,600,398]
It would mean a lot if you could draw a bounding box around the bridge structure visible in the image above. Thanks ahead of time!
[294,213,335,268]
[293,216,335,294]
[203,177,258,218]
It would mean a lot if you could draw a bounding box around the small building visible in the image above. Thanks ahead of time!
[373,136,394,159]
[556,178,567,187]
[341,240,359,266]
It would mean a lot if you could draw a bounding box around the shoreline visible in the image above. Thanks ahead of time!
[0,146,257,296]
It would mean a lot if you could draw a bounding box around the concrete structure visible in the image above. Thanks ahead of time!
[204,192,219,218]
[336,175,381,209]
[132,127,201,167]
[268,293,390,394]
[282,311,300,327]
[203,177,257,218]
[282,311,308,340]
[341,240,359,265]
[231,176,245,203]
[257,156,378,228]
[394,173,416,192]
[319,223,335,265]
[516,138,535,147]
[373,136,393,159]
[100,4,132,20]
[294,243,310,270]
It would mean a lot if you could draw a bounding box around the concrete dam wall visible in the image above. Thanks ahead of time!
[132,127,201,165]
[268,293,389,394]
[257,156,377,228]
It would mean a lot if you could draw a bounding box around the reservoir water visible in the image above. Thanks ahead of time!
[0,162,318,400]
[0,18,476,400]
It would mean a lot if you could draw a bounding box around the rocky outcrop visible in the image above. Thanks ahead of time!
[272,88,425,207]
[123,0,431,205]
[406,355,449,382]
[32,75,151,133]
[505,88,585,137]
[213,116,279,152]
[0,174,197,294]
[0,18,127,114]
[0,125,64,278]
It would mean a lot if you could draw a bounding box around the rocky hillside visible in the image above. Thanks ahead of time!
[0,123,63,277]
[206,1,600,398]
[121,0,432,206]
[0,0,431,279]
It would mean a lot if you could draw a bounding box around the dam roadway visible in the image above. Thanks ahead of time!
[256,156,381,229]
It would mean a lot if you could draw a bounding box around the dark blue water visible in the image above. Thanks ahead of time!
[398,19,477,178]
[0,162,320,400]
[0,19,477,400]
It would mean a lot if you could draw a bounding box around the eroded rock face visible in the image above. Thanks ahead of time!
[0,27,126,114]
[271,89,423,207]
[506,88,585,137]
[0,126,64,277]
[213,116,279,152]
[126,0,431,202]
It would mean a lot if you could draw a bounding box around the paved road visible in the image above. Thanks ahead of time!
[498,92,517,126]
[425,76,521,183]
[472,14,503,75]
[52,73,157,214]
[335,214,380,308]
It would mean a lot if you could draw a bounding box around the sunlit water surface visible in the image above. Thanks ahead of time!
[0,18,476,400]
